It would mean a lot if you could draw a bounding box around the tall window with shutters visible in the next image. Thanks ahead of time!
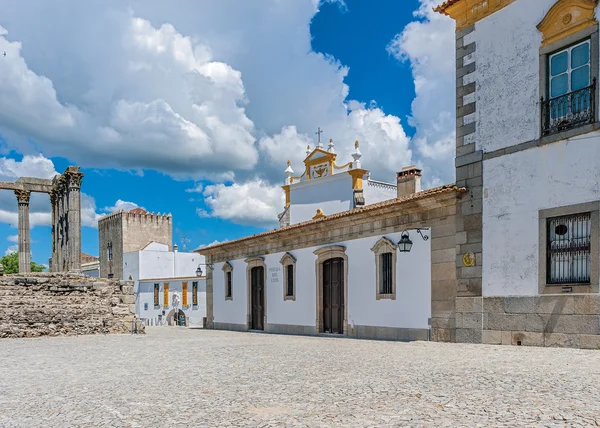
[163,282,169,307]
[182,282,188,307]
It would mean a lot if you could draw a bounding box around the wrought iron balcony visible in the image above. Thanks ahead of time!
[541,78,596,137]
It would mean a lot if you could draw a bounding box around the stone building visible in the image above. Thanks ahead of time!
[436,0,600,348]
[98,208,172,279]
[200,140,465,341]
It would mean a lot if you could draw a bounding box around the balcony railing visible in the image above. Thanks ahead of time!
[541,78,596,137]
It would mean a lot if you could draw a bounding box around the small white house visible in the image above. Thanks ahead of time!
[120,241,207,325]
[138,276,207,327]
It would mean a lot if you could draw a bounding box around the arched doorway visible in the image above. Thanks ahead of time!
[166,309,187,326]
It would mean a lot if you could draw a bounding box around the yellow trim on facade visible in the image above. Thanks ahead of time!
[537,0,598,47]
[333,161,353,170]
[282,184,291,207]
[348,168,368,190]
[435,0,516,31]
[303,148,337,180]
[163,282,169,306]
[182,281,188,306]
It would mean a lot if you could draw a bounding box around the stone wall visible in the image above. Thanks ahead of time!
[456,296,600,349]
[0,272,138,338]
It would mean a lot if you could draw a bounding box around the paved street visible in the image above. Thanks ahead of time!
[0,328,599,427]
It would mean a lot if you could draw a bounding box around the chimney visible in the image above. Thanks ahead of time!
[397,166,422,198]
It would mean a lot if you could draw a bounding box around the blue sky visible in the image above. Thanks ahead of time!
[0,0,455,265]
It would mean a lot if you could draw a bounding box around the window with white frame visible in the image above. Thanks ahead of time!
[542,39,595,135]
[549,40,591,99]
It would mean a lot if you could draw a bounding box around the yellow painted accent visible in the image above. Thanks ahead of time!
[163,282,169,306]
[462,252,476,267]
[537,0,598,47]
[182,282,188,306]
[333,161,353,170]
[435,0,516,32]
[348,168,368,190]
[282,184,291,207]
[312,208,326,220]
[354,140,359,148]
[303,148,337,180]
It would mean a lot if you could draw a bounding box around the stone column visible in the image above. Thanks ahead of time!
[66,168,83,271]
[50,191,57,272]
[15,189,31,273]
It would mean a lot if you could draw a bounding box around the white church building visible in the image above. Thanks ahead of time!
[200,138,464,341]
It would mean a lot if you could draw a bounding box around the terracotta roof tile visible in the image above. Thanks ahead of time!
[434,0,460,14]
[199,184,466,252]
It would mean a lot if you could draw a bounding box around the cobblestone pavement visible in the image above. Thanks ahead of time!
[1,328,599,427]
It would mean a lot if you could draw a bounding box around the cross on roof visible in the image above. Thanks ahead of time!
[315,127,323,144]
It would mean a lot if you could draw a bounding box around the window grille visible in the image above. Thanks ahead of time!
[380,252,393,294]
[547,213,591,284]
[192,282,198,307]
[226,271,232,298]
[286,264,294,297]
[107,242,113,261]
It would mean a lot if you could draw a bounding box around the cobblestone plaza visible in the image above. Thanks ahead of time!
[1,328,599,427]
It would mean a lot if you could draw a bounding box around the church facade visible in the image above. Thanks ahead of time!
[200,139,466,342]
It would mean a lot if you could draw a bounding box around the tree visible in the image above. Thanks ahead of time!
[0,252,45,274]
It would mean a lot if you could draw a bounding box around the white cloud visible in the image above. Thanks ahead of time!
[195,239,229,250]
[4,245,18,256]
[195,208,210,218]
[101,199,142,214]
[201,180,284,227]
[387,0,456,185]
[186,183,204,193]
[7,235,18,243]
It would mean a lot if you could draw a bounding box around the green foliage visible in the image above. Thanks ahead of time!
[0,252,45,274]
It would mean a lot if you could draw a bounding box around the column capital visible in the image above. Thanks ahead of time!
[65,171,83,190]
[14,189,31,205]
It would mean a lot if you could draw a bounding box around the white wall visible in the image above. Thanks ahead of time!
[483,137,600,296]
[473,0,599,152]
[122,252,140,281]
[364,180,397,205]
[175,252,204,277]
[138,278,206,325]
[289,173,353,224]
[144,242,169,251]
[212,230,431,330]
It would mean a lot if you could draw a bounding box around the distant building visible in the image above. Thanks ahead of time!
[97,208,206,326]
[98,208,172,280]
[80,253,99,277]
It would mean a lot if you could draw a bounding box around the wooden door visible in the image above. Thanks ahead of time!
[323,258,344,334]
[251,266,265,330]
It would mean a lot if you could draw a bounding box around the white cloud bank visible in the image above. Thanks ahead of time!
[0,0,456,227]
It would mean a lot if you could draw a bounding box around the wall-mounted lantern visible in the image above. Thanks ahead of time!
[398,231,413,253]
[196,265,203,277]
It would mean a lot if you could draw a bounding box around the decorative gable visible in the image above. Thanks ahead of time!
[537,0,598,47]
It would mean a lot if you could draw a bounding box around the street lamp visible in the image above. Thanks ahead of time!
[398,231,413,253]
[196,265,203,277]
